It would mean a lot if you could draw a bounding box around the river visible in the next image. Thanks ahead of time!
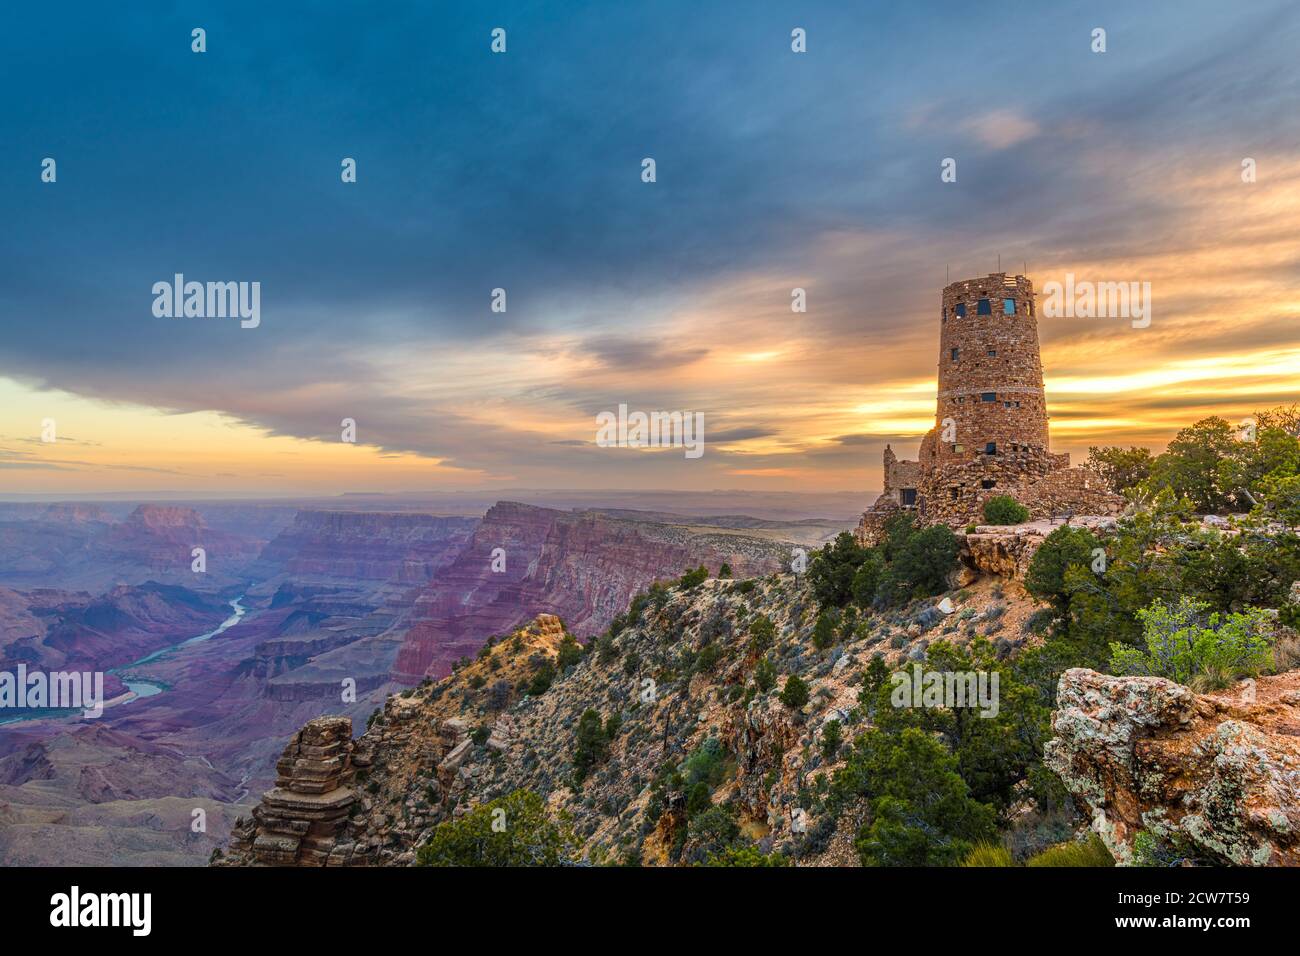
[113,595,247,700]
[0,595,246,724]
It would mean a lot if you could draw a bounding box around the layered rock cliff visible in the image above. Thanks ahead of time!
[247,510,478,587]
[391,501,789,681]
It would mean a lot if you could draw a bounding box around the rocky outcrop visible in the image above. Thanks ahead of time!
[724,694,801,824]
[219,717,365,866]
[960,529,1045,579]
[1045,668,1300,866]
[958,516,1120,580]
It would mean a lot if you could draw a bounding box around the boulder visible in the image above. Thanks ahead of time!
[1045,668,1300,866]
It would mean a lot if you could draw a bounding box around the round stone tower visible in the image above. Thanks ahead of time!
[934,273,1047,469]
[854,270,1123,543]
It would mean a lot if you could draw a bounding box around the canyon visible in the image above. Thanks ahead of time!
[0,494,834,865]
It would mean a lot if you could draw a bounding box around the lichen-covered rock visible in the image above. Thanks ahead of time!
[1045,668,1300,866]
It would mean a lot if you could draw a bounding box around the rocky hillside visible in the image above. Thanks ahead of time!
[216,565,1047,867]
[217,513,1300,868]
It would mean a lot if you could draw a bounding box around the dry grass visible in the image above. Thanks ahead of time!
[1026,833,1115,867]
[1272,633,1300,673]
[961,842,1014,867]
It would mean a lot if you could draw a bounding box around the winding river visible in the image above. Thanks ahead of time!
[0,595,250,725]
[111,595,246,701]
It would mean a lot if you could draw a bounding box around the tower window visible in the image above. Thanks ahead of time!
[952,443,964,453]
[987,348,996,357]
[1003,298,1016,315]
[977,298,992,315]
[901,488,917,506]
[955,302,967,318]
[951,348,959,361]
[950,487,959,500]
[985,442,997,455]
[981,479,996,489]
[981,392,996,402]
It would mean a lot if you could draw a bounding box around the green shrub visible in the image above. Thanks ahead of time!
[702,846,789,867]
[622,651,641,677]
[808,532,869,607]
[850,551,886,608]
[779,675,810,709]
[686,781,712,815]
[754,656,777,693]
[685,804,739,859]
[1026,833,1114,867]
[680,737,728,789]
[844,727,997,866]
[677,565,709,590]
[877,525,959,605]
[749,614,776,653]
[572,708,610,782]
[556,634,583,670]
[695,642,724,674]
[1024,525,1102,615]
[416,790,578,866]
[820,719,842,759]
[526,660,555,696]
[1128,830,1197,867]
[594,632,618,665]
[1109,596,1273,689]
[983,496,1030,525]
[812,610,837,650]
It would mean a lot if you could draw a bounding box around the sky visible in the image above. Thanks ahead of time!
[2,0,1299,498]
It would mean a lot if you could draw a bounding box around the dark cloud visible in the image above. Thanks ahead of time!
[1,1,1297,488]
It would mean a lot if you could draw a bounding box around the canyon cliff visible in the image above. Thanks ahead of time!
[391,501,789,681]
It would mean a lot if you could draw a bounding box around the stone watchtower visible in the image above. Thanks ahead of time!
[920,273,1066,523]
[855,272,1121,544]
[934,273,1048,467]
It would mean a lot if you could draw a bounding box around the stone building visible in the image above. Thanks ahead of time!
[856,273,1122,544]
